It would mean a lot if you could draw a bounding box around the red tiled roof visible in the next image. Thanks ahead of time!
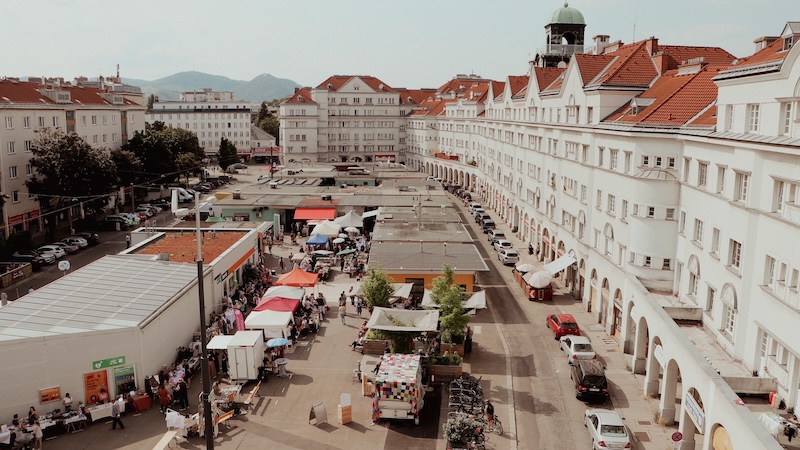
[604,65,724,127]
[397,88,436,105]
[507,76,529,96]
[533,67,565,91]
[572,54,615,86]
[688,105,717,127]
[0,80,53,104]
[410,97,453,117]
[659,45,736,68]
[541,72,565,94]
[317,75,396,93]
[726,38,786,69]
[588,41,657,87]
[490,81,505,101]
[283,87,316,104]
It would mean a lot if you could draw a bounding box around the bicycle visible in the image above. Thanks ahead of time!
[486,416,504,435]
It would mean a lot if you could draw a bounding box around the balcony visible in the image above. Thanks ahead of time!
[538,43,585,56]
[434,152,460,161]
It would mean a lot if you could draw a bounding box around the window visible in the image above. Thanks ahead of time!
[693,219,704,245]
[706,287,715,312]
[781,102,793,136]
[597,147,604,167]
[596,190,602,209]
[80,116,86,126]
[621,200,628,220]
[774,180,785,212]
[610,150,618,170]
[8,166,17,179]
[734,172,749,202]
[723,306,736,335]
[746,104,760,132]
[765,256,777,287]
[11,191,19,203]
[711,228,720,255]
[23,116,30,128]
[679,211,686,232]
[716,166,726,194]
[667,157,676,169]
[697,162,708,187]
[38,116,46,127]
[4,117,12,129]
[666,208,675,220]
[648,207,655,218]
[641,155,650,167]
[663,259,672,270]
[25,164,32,176]
[725,104,734,132]
[682,158,690,181]
[6,141,14,154]
[580,185,587,203]
[607,195,616,215]
[728,239,742,270]
[624,152,632,173]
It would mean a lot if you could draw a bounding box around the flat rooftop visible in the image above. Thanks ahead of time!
[368,242,489,272]
[0,256,199,340]
[372,221,473,243]
[377,205,462,223]
[677,323,753,378]
[132,230,248,263]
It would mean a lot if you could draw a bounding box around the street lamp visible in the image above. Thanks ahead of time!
[194,191,214,448]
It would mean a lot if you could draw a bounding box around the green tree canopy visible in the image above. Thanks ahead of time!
[255,103,280,145]
[361,265,394,310]
[26,129,119,238]
[431,264,470,344]
[110,149,141,187]
[123,121,204,183]
[217,137,239,171]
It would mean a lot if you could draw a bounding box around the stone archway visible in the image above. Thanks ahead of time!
[644,335,663,398]
[632,314,649,374]
[711,423,733,450]
[659,358,682,426]
[679,387,705,449]
[612,289,623,337]
[541,228,551,263]
[589,269,598,314]
[578,259,586,305]
[600,278,610,326]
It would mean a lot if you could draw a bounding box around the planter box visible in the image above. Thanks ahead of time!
[362,339,390,355]
[442,342,465,356]
[430,364,463,384]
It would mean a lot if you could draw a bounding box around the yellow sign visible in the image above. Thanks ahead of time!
[39,386,61,404]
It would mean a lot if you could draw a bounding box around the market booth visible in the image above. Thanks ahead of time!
[245,310,293,339]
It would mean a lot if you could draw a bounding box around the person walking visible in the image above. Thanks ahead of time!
[267,240,273,254]
[157,383,172,413]
[125,234,131,249]
[110,400,125,430]
[278,257,285,273]
[176,378,189,410]
[356,298,363,318]
[32,420,43,448]
[339,303,347,325]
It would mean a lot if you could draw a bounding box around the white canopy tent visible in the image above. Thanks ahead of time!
[366,307,440,332]
[207,335,235,350]
[420,290,487,312]
[543,254,577,275]
[333,210,364,228]
[524,271,553,288]
[362,209,380,219]
[263,286,305,300]
[245,310,293,339]
[310,220,341,237]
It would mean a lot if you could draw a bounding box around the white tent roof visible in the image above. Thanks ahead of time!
[464,291,487,310]
[362,209,380,218]
[245,310,293,329]
[0,255,200,341]
[207,335,234,350]
[543,254,577,275]
[366,307,440,332]
[263,286,305,300]
[333,210,363,228]
[311,220,341,237]
[391,283,414,299]
[228,330,263,347]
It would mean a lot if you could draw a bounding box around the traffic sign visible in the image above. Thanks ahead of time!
[58,260,70,271]
[671,431,683,442]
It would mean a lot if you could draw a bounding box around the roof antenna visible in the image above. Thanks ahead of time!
[632,0,640,42]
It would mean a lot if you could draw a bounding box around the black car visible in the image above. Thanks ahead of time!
[570,360,609,403]
[75,231,101,245]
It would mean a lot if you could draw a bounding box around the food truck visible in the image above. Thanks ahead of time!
[373,354,426,425]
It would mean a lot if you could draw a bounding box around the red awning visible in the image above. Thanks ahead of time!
[294,208,336,220]
[254,296,301,313]
[275,268,318,287]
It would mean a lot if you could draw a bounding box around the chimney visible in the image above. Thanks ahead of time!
[603,40,623,54]
[294,87,300,94]
[753,36,779,52]
[645,36,659,55]
[593,35,610,55]
[652,51,670,75]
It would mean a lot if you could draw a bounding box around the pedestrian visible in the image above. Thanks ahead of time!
[63,393,73,412]
[535,243,540,256]
[484,399,495,430]
[125,234,131,249]
[157,383,171,413]
[221,352,229,375]
[340,258,345,272]
[279,257,285,273]
[528,243,534,255]
[339,291,347,307]
[32,420,43,448]
[356,298,363,318]
[176,378,189,410]
[267,240,273,254]
[339,303,347,324]
[316,295,326,320]
[110,400,125,430]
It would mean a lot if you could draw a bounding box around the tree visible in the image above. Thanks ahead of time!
[176,152,199,183]
[361,265,394,310]
[26,129,119,239]
[255,103,280,145]
[145,94,159,112]
[110,149,141,187]
[123,121,204,184]
[431,264,470,344]
[217,137,239,171]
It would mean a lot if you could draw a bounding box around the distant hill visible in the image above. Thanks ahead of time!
[122,71,301,103]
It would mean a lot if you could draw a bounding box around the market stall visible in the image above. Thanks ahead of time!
[245,310,293,339]
[372,354,425,425]
[274,268,318,287]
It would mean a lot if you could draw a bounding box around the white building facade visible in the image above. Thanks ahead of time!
[146,89,252,155]
[0,77,145,237]
[280,76,412,164]
[407,10,800,450]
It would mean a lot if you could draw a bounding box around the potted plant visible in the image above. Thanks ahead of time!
[444,412,482,449]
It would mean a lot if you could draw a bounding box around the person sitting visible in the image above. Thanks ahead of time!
[351,334,365,351]
[98,388,109,404]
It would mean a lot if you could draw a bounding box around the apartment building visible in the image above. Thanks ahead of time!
[0,77,145,237]
[146,89,252,155]
[404,5,800,449]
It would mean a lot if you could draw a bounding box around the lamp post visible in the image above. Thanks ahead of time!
[194,191,214,448]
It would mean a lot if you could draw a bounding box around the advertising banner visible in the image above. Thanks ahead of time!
[83,370,109,405]
[39,386,61,404]
[114,365,136,396]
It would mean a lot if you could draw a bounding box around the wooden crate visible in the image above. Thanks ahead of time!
[337,405,352,424]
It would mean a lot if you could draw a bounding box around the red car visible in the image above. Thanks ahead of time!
[547,314,581,340]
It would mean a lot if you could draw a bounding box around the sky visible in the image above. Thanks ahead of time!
[2,0,796,90]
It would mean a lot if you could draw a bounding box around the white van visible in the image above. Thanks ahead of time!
[169,187,193,202]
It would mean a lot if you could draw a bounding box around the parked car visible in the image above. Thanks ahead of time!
[474,211,489,223]
[584,409,631,449]
[571,360,610,403]
[547,313,581,339]
[192,184,210,192]
[134,206,154,217]
[37,245,66,259]
[560,335,597,365]
[233,163,248,169]
[488,229,506,243]
[49,241,79,254]
[75,232,100,245]
[63,236,89,248]
[12,250,55,265]
[103,216,130,230]
[114,213,140,226]
[498,248,519,265]
[493,239,514,252]
[472,207,486,218]
[481,218,496,233]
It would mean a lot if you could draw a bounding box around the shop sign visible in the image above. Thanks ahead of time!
[39,386,61,403]
[8,214,23,225]
[93,356,126,370]
[114,365,136,396]
[684,392,705,429]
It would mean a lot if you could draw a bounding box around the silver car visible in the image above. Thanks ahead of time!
[584,409,631,450]
[50,241,79,254]
[37,245,66,259]
[560,335,597,365]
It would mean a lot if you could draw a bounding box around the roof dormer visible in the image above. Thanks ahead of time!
[780,22,800,51]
